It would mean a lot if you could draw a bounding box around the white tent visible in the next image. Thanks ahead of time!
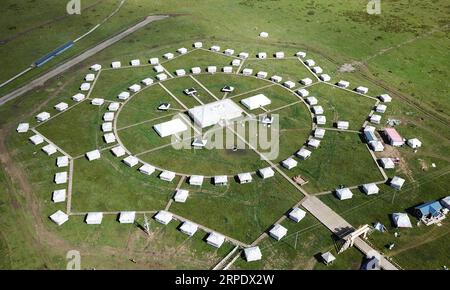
[207,66,217,73]
[156,73,168,81]
[380,158,395,169]
[57,156,69,167]
[232,59,241,66]
[390,176,405,190]
[180,221,198,236]
[362,183,380,195]
[149,57,159,65]
[103,133,116,144]
[193,42,203,48]
[369,141,384,152]
[257,71,268,79]
[224,48,234,56]
[296,148,312,160]
[154,210,173,225]
[175,69,186,76]
[54,102,68,112]
[85,73,95,81]
[308,138,321,149]
[337,80,350,88]
[239,52,249,59]
[123,156,139,167]
[375,104,387,113]
[36,112,50,122]
[90,64,102,71]
[289,207,306,223]
[54,172,68,184]
[129,84,141,93]
[85,212,103,225]
[271,75,282,83]
[29,134,44,145]
[281,158,297,170]
[49,210,69,226]
[189,175,204,186]
[91,98,104,106]
[210,45,221,52]
[407,138,422,149]
[52,189,66,203]
[259,31,269,38]
[153,118,188,137]
[163,52,174,59]
[178,47,188,54]
[269,224,287,241]
[296,51,306,58]
[275,51,285,59]
[108,102,120,112]
[174,189,189,203]
[223,66,233,73]
[214,175,228,186]
[300,78,313,85]
[141,78,154,86]
[192,138,207,147]
[118,91,130,100]
[191,67,201,74]
[337,121,349,130]
[312,106,324,115]
[207,232,225,248]
[244,246,262,262]
[80,83,91,91]
[320,74,331,82]
[139,164,155,175]
[257,52,267,59]
[356,86,369,94]
[283,81,296,89]
[314,128,326,139]
[42,144,57,155]
[379,94,392,103]
[111,146,126,157]
[16,123,29,133]
[154,65,164,73]
[188,99,243,128]
[242,68,253,76]
[103,112,114,122]
[237,172,252,184]
[241,94,271,110]
[440,196,450,209]
[119,211,136,224]
[159,170,176,182]
[392,213,412,228]
[312,66,323,74]
[102,122,112,132]
[86,149,101,161]
[321,252,336,265]
[111,61,121,68]
[258,167,275,179]
[304,59,315,67]
[297,88,309,97]
[370,114,382,124]
[336,188,353,200]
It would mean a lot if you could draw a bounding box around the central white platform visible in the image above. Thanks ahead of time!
[188,99,244,128]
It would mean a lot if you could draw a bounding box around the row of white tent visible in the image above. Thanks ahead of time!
[334,176,406,201]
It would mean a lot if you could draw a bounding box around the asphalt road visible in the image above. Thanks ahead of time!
[0,15,168,107]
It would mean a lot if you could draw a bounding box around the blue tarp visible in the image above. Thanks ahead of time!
[415,201,443,217]
[34,41,74,67]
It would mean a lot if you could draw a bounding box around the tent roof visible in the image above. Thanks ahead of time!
[188,99,243,128]
[153,118,188,137]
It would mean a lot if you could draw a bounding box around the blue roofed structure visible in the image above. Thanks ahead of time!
[414,201,443,218]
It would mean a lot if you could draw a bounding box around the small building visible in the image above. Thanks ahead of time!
[223,66,233,73]
[156,73,168,81]
[72,93,85,102]
[52,189,66,203]
[36,112,51,122]
[259,31,269,38]
[414,201,445,225]
[210,45,221,52]
[159,170,176,182]
[54,172,68,184]
[111,146,126,157]
[214,175,228,186]
[379,158,395,169]
[222,85,235,92]
[177,47,188,54]
[91,98,104,106]
[258,167,275,179]
[111,61,121,68]
[390,176,405,190]
[103,133,116,144]
[269,224,288,241]
[356,86,369,94]
[158,103,170,111]
[241,94,271,110]
[321,252,336,265]
[336,188,353,200]
[154,65,164,73]
[54,102,68,112]
[296,148,312,160]
[257,71,268,79]
[118,91,130,100]
[300,78,313,85]
[306,96,318,105]
[154,210,173,225]
[296,51,306,58]
[16,123,30,133]
[257,52,267,59]
[180,221,198,236]
[244,246,262,262]
[153,118,188,137]
[108,102,120,112]
[141,78,154,86]
[175,69,186,76]
[271,75,282,83]
[362,183,380,195]
[119,211,136,224]
[85,212,103,225]
[379,94,392,103]
[237,172,252,184]
[312,66,323,74]
[90,64,102,71]
[192,138,207,147]
[80,82,91,91]
[275,51,285,59]
[281,157,298,170]
[242,68,253,76]
[407,138,422,149]
[440,196,450,209]
[308,138,321,149]
[49,210,69,226]
[316,115,327,125]
[314,128,326,139]
[232,59,241,66]
[57,156,69,167]
[123,156,139,167]
[86,149,101,161]
[101,122,112,133]
[239,52,249,59]
[207,66,217,73]
[193,42,202,48]
[288,207,306,223]
[304,59,315,67]
[392,212,412,228]
[224,48,234,56]
[206,232,225,248]
[336,121,349,130]
[149,57,159,65]
[297,88,309,97]
[320,74,331,82]
[163,52,174,60]
[384,128,404,146]
[174,189,189,203]
[370,114,382,124]
[375,104,387,113]
[103,112,114,122]
[283,81,296,89]
[312,105,324,115]
[189,175,204,186]
[369,141,384,152]
[191,67,201,74]
[337,80,350,88]
[130,59,140,66]
[139,164,155,175]
[128,84,141,93]
[42,144,57,156]
[29,134,44,145]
